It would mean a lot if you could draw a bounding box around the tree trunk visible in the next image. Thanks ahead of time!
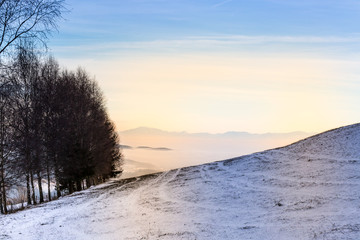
[37,171,44,203]
[0,164,6,214]
[54,158,61,198]
[26,174,31,205]
[1,180,7,214]
[68,181,74,194]
[47,162,51,201]
[0,189,3,214]
[30,171,36,205]
[76,180,82,192]
[86,177,91,189]
[55,179,60,199]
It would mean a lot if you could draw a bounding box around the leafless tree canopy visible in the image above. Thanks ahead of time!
[0,0,65,55]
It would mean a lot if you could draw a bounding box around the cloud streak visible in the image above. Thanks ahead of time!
[212,0,233,8]
[53,34,360,57]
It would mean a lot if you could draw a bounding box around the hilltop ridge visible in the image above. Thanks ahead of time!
[281,123,360,158]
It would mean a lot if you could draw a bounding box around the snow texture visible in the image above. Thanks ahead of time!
[1,123,360,239]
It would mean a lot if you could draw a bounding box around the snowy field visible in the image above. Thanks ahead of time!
[1,123,360,239]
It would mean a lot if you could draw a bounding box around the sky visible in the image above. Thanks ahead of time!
[49,0,360,134]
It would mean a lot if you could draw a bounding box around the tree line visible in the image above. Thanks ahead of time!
[0,45,122,214]
[0,0,122,214]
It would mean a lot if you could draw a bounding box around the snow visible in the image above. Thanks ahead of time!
[1,123,360,239]
[5,179,59,212]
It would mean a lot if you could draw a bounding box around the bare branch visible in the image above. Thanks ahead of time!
[0,0,65,57]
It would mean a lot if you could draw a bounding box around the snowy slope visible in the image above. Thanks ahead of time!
[1,123,360,239]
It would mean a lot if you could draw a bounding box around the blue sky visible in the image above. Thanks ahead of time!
[50,0,360,133]
[52,0,360,62]
[56,0,360,41]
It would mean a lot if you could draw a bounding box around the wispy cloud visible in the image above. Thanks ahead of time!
[212,0,233,8]
[53,35,360,57]
[188,35,360,43]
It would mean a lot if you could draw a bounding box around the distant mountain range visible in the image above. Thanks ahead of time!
[120,127,314,138]
[119,144,172,151]
[119,127,316,173]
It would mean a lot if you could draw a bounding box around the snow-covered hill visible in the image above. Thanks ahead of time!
[1,123,360,240]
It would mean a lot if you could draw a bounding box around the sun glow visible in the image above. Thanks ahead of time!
[59,52,351,134]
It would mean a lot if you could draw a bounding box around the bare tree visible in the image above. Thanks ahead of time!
[0,74,14,213]
[0,58,22,214]
[10,43,40,205]
[39,55,59,201]
[0,0,65,56]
